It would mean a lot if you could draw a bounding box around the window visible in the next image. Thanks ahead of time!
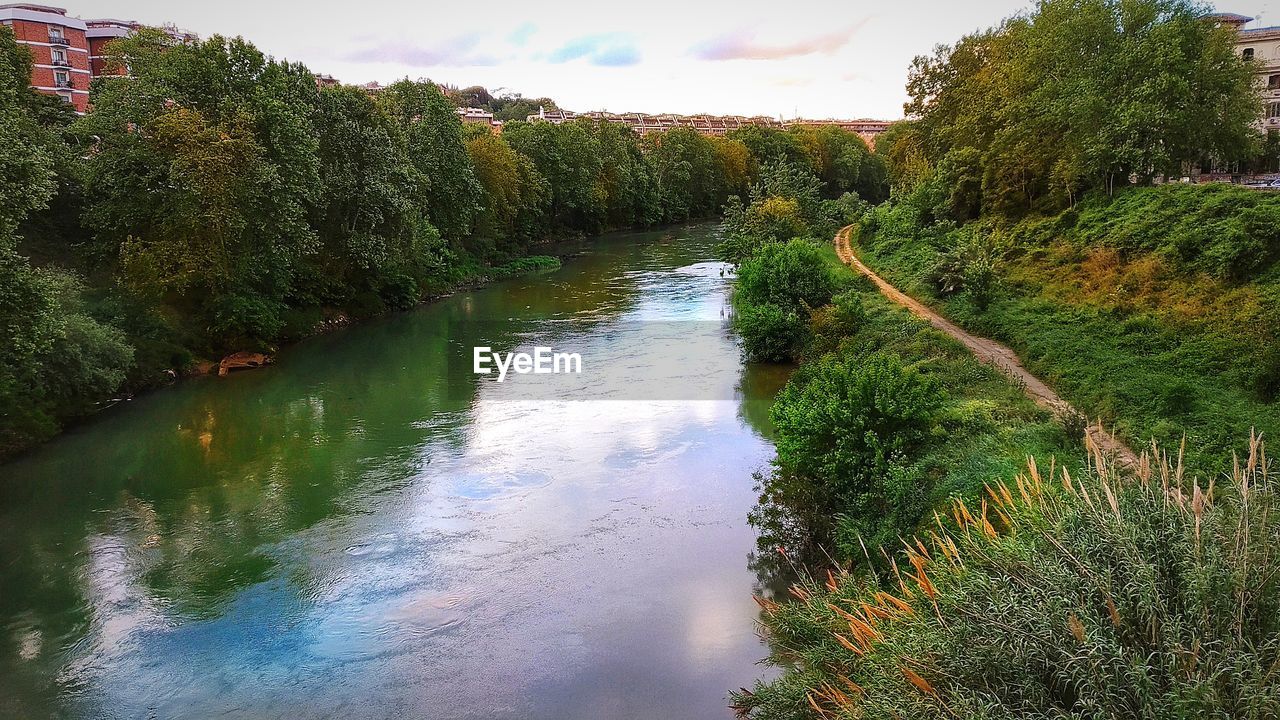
[57,92,71,103]
[1244,47,1256,60]
[54,70,68,88]
[51,48,65,64]
[1268,102,1280,119]
[1271,75,1280,90]
[48,26,63,39]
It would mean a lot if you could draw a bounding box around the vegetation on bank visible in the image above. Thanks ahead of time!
[738,239,1078,573]
[735,0,1280,716]
[858,184,1280,476]
[0,25,886,459]
[735,438,1280,719]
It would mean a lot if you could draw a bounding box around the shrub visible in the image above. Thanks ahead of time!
[735,240,836,313]
[927,229,1001,307]
[769,352,942,550]
[736,437,1280,720]
[735,302,808,363]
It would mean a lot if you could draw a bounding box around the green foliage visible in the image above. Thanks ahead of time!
[926,227,1001,307]
[736,240,836,312]
[791,124,888,202]
[464,128,549,254]
[644,127,731,222]
[770,352,942,551]
[732,240,836,362]
[746,244,1076,583]
[897,0,1258,214]
[1070,183,1280,280]
[738,441,1280,720]
[857,183,1280,476]
[719,161,836,264]
[380,79,482,242]
[0,247,131,455]
[734,303,809,363]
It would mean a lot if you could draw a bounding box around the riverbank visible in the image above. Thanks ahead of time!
[742,234,1082,568]
[0,223,777,720]
[856,185,1280,476]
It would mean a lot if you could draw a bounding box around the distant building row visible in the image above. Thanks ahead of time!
[1,3,195,112]
[526,107,893,144]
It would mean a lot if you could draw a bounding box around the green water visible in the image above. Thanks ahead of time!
[0,225,791,719]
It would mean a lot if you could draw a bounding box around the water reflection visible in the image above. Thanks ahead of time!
[0,225,785,719]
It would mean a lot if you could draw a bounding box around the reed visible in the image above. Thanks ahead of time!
[735,433,1280,719]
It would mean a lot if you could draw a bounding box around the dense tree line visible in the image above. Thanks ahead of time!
[0,26,885,457]
[881,0,1258,218]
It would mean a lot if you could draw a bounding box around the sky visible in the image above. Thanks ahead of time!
[68,0,1280,120]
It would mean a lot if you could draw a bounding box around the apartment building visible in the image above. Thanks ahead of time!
[526,107,894,144]
[0,3,89,112]
[84,19,195,77]
[1217,13,1280,130]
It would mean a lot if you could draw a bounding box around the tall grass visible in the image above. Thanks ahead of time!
[735,435,1280,719]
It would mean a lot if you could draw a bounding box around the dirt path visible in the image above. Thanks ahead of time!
[834,225,1140,471]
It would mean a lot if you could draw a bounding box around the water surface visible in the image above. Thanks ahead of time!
[0,225,789,719]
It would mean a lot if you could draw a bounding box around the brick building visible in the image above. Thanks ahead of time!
[85,18,196,78]
[0,3,90,112]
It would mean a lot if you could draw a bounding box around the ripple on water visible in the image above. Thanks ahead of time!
[447,469,553,500]
[344,534,398,559]
[377,590,471,640]
[675,261,734,278]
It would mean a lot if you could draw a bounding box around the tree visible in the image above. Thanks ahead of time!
[77,32,322,345]
[0,25,131,454]
[465,128,549,252]
[731,240,837,362]
[645,127,727,222]
[903,0,1258,214]
[791,124,888,201]
[502,120,606,232]
[379,79,482,243]
[727,125,810,173]
[306,85,446,308]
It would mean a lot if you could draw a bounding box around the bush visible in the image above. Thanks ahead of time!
[769,352,942,550]
[735,239,836,313]
[736,438,1280,720]
[735,302,808,363]
[731,239,837,363]
[0,253,132,455]
[927,229,1001,307]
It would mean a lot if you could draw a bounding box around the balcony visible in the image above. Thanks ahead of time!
[54,77,74,89]
[51,57,71,68]
[48,35,70,46]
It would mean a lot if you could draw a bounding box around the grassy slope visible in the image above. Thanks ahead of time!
[857,186,1280,477]
[813,245,1081,517]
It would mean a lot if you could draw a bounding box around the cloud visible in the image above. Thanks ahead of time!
[548,33,641,67]
[592,45,641,67]
[690,21,868,61]
[346,33,501,67]
[507,23,536,47]
[548,36,600,63]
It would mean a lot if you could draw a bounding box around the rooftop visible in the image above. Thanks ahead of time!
[0,3,68,13]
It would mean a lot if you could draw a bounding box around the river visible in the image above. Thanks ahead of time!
[0,224,791,719]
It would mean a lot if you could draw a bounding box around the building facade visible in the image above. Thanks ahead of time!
[85,18,196,78]
[0,3,89,112]
[1217,13,1280,131]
